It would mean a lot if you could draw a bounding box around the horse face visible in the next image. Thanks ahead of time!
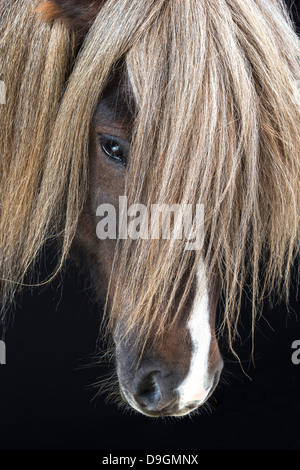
[74,74,223,417]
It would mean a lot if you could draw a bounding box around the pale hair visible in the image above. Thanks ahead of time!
[0,0,299,354]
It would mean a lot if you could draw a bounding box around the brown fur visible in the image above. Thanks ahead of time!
[37,0,105,35]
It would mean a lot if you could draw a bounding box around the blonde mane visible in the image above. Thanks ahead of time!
[0,0,299,352]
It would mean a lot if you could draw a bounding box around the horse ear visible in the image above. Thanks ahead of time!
[37,0,105,36]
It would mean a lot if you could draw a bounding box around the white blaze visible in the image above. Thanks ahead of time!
[177,260,211,407]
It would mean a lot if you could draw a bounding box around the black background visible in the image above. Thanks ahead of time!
[0,1,299,451]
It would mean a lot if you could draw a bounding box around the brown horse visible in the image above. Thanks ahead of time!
[0,0,299,417]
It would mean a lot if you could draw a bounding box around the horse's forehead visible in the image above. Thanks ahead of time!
[93,68,135,132]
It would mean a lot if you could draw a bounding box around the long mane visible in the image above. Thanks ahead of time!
[0,0,299,352]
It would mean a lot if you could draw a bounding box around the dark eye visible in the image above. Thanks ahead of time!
[98,134,128,167]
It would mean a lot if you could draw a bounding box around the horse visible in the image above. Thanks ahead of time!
[0,0,299,418]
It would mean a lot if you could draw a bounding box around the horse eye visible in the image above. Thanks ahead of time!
[98,134,127,166]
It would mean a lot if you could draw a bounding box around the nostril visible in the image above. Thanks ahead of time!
[135,372,162,409]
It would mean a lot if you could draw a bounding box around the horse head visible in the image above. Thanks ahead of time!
[1,0,299,418]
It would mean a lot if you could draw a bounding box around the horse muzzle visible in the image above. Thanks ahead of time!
[117,353,224,417]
